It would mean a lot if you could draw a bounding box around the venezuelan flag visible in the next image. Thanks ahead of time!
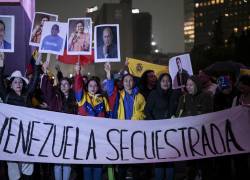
[127,57,168,77]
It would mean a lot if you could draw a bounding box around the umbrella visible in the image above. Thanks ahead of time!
[204,61,247,77]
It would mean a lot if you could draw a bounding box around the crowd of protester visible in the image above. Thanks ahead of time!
[0,51,249,180]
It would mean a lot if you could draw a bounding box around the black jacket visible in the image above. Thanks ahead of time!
[144,73,180,120]
[176,76,213,117]
[0,65,40,107]
[41,74,77,114]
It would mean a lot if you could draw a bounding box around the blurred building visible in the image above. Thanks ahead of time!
[132,12,152,56]
[184,0,195,52]
[194,0,250,46]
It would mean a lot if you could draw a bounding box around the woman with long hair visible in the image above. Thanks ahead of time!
[41,61,77,180]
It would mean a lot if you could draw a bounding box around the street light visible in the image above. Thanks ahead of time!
[132,9,140,14]
[151,41,156,46]
[87,6,98,13]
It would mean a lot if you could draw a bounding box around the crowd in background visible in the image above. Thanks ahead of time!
[0,51,250,180]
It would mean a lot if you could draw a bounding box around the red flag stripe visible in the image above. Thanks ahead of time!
[57,49,94,65]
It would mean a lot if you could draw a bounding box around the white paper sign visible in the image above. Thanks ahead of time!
[29,12,58,47]
[94,24,120,63]
[39,21,67,56]
[169,54,193,89]
[67,18,92,55]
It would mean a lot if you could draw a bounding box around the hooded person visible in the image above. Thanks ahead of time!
[144,73,181,180]
[175,75,214,180]
[176,75,213,117]
[145,73,180,120]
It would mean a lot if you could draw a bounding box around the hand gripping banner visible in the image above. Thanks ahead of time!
[0,103,249,164]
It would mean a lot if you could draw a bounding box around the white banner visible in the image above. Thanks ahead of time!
[0,103,249,164]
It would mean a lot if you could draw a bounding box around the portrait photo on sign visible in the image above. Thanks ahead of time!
[29,12,58,47]
[0,15,14,52]
[169,54,193,89]
[94,24,120,63]
[67,18,92,55]
[38,21,67,55]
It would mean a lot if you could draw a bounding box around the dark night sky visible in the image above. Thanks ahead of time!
[36,0,184,53]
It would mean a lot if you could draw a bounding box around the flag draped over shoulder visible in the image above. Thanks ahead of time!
[127,57,168,77]
[57,49,94,65]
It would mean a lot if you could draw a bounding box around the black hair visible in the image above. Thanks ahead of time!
[122,73,134,82]
[86,77,102,94]
[140,70,154,88]
[158,73,172,89]
[176,57,181,61]
[59,77,72,86]
[0,20,5,30]
[9,77,27,94]
[91,76,101,84]
[75,20,84,27]
[41,15,50,21]
[52,24,59,31]
[57,78,77,114]
[187,75,202,94]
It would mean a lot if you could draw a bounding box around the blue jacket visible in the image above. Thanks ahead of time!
[106,79,145,120]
